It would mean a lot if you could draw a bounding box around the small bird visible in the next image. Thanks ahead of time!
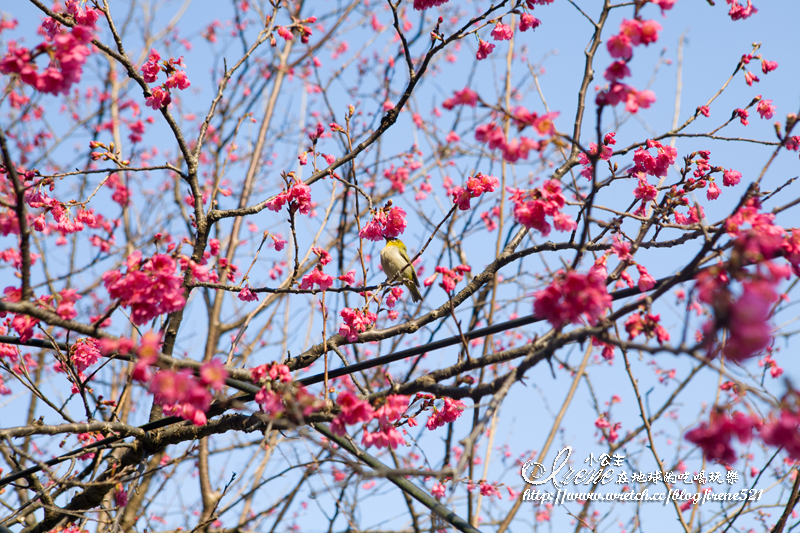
[380,237,423,303]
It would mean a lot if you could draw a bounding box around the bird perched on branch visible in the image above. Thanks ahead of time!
[380,238,423,303]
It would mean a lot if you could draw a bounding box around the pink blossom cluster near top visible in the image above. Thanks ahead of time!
[102,251,186,326]
[726,0,758,21]
[265,178,313,215]
[451,173,499,211]
[597,18,663,113]
[412,0,449,11]
[140,49,192,110]
[508,180,576,237]
[0,1,98,96]
[359,205,407,241]
[534,270,612,328]
[338,307,378,342]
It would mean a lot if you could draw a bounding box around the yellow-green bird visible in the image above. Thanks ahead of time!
[380,237,423,303]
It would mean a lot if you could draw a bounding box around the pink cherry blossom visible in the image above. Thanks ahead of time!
[723,168,742,187]
[519,13,541,32]
[534,270,612,328]
[490,22,513,41]
[756,99,775,119]
[338,307,377,342]
[442,87,478,110]
[476,39,495,60]
[685,411,756,464]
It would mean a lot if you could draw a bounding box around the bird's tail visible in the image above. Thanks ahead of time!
[405,280,423,303]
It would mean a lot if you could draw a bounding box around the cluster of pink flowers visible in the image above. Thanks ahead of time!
[100,331,162,382]
[695,197,793,362]
[472,108,556,163]
[102,251,186,326]
[265,178,313,216]
[685,411,756,464]
[479,482,502,498]
[359,205,407,241]
[451,173,499,211]
[362,395,408,450]
[71,338,101,374]
[413,0,449,10]
[578,132,616,180]
[150,364,224,426]
[330,390,375,435]
[624,311,669,344]
[255,386,318,419]
[425,397,466,430]
[424,264,471,293]
[238,284,258,302]
[594,415,622,443]
[597,18,662,113]
[508,180,576,236]
[760,410,800,460]
[299,268,334,291]
[726,0,758,21]
[252,362,293,384]
[534,270,612,328]
[338,307,377,342]
[26,189,107,238]
[382,165,410,193]
[140,49,191,110]
[0,2,97,95]
[476,39,495,61]
[632,139,676,180]
[442,87,478,110]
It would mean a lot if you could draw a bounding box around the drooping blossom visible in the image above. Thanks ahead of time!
[238,285,259,302]
[490,22,513,41]
[519,13,541,32]
[426,397,466,430]
[685,411,756,464]
[476,39,495,60]
[760,410,800,460]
